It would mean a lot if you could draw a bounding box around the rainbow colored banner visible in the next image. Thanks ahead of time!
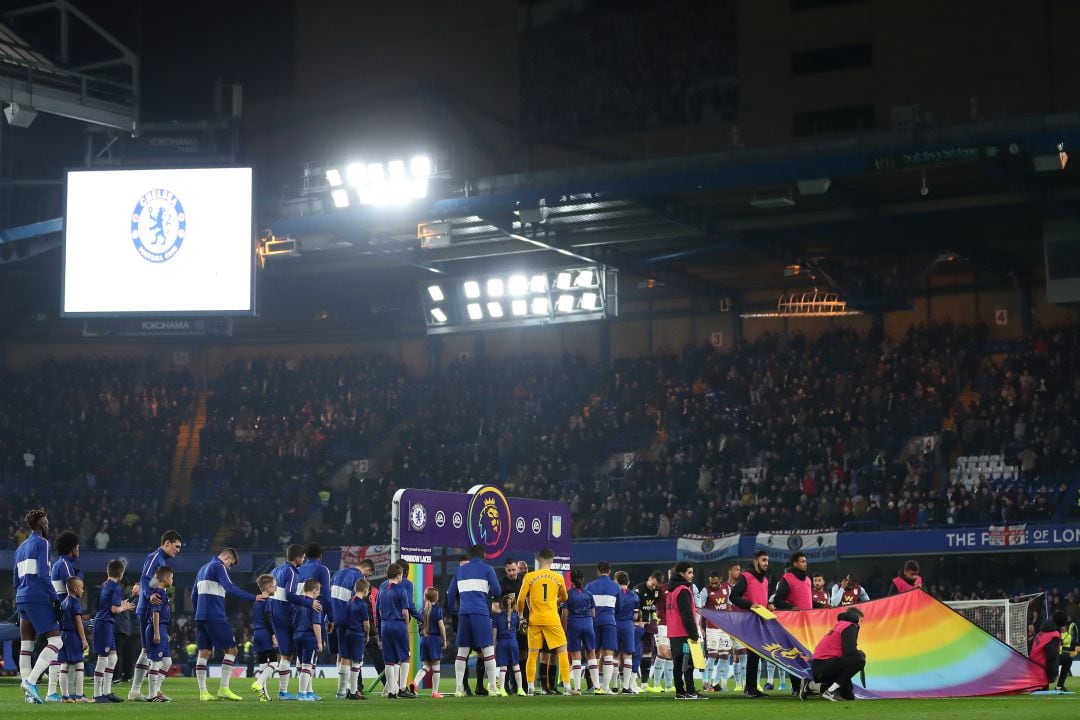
[700,590,1047,698]
[407,562,435,686]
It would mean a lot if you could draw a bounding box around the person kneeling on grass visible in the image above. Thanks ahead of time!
[808,607,865,702]
[1030,611,1063,692]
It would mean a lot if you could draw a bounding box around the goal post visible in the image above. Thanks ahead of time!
[945,594,1042,656]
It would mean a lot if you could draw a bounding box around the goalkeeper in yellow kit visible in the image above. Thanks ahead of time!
[515,549,573,695]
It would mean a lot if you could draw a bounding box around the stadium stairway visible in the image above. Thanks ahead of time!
[164,390,208,510]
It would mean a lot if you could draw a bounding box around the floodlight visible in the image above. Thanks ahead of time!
[367,163,385,183]
[555,272,573,290]
[487,302,504,318]
[410,178,429,199]
[388,160,407,180]
[430,308,447,323]
[581,292,599,310]
[466,303,483,320]
[532,297,549,315]
[411,155,433,179]
[464,281,481,299]
[427,285,445,302]
[508,275,528,296]
[331,188,350,208]
[555,294,575,312]
[345,163,366,186]
[530,274,547,293]
[326,169,343,187]
[487,278,504,297]
[575,269,596,287]
[511,299,528,316]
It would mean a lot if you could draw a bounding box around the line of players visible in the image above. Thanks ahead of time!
[13,506,922,704]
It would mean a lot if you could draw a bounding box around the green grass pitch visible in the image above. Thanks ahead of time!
[1,675,1074,718]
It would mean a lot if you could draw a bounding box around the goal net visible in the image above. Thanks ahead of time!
[945,594,1041,656]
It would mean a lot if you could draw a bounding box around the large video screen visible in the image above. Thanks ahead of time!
[63,167,254,316]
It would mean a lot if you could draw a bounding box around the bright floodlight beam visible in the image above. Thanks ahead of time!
[410,155,433,179]
[466,303,483,321]
[575,269,596,287]
[427,285,444,302]
[511,299,528,316]
[331,188,350,208]
[464,280,481,299]
[580,291,599,310]
[487,301,504,318]
[326,169,343,187]
[532,297,549,315]
[530,274,547,293]
[508,275,528,296]
[555,294,575,313]
[430,307,447,323]
[345,163,366,186]
[555,271,573,290]
[487,278,504,297]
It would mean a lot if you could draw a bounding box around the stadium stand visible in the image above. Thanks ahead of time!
[2,322,1078,552]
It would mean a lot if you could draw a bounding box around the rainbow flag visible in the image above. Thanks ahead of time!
[407,562,435,686]
[700,590,1047,698]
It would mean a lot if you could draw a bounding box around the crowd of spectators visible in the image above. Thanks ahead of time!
[365,322,1077,540]
[520,0,738,137]
[200,354,411,550]
[2,322,1079,552]
[0,358,194,550]
[956,324,1080,476]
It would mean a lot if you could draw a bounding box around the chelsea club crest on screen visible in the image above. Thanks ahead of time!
[131,188,187,263]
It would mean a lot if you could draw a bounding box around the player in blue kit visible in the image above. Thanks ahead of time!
[447,544,501,698]
[250,574,279,702]
[614,571,640,694]
[144,567,174,702]
[129,530,182,702]
[93,559,136,703]
[412,586,446,698]
[192,548,267,702]
[340,578,371,700]
[46,529,81,701]
[58,577,90,703]
[492,594,523,697]
[270,544,322,700]
[632,622,645,693]
[564,569,597,694]
[378,564,415,699]
[328,562,361,698]
[585,562,621,691]
[296,545,333,656]
[13,508,64,704]
[292,579,325,701]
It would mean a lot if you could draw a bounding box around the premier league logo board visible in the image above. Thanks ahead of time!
[62,167,254,316]
[392,485,572,570]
